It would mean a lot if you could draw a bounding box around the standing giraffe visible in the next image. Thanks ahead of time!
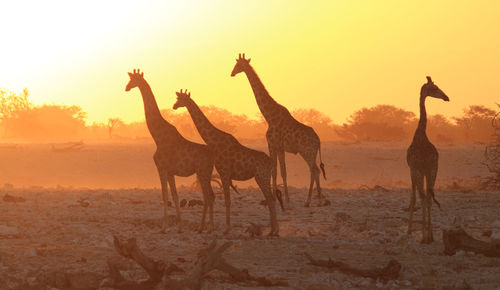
[173,90,282,235]
[125,69,215,233]
[407,76,449,244]
[231,53,326,207]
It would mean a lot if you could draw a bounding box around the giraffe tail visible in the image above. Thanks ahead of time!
[319,141,326,180]
[230,182,239,194]
[428,188,441,210]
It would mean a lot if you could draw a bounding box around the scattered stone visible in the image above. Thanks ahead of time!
[245,222,263,237]
[188,199,203,207]
[334,212,352,223]
[3,194,26,203]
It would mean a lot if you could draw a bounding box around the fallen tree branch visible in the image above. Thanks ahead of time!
[109,236,287,289]
[305,253,401,282]
[443,227,500,257]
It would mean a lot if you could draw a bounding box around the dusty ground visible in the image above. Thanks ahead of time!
[0,141,498,289]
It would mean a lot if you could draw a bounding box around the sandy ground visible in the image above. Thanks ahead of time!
[0,141,497,289]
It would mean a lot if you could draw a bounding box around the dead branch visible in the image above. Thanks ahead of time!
[50,140,85,152]
[109,237,287,289]
[305,253,401,282]
[443,227,500,257]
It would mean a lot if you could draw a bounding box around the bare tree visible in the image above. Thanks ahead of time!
[0,88,32,137]
[108,118,124,139]
[483,104,500,189]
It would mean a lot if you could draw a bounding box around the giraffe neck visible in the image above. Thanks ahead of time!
[184,98,229,145]
[137,80,177,141]
[416,90,428,135]
[243,64,282,123]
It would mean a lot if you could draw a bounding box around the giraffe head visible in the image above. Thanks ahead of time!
[421,76,449,102]
[172,89,191,110]
[230,53,251,77]
[125,69,145,91]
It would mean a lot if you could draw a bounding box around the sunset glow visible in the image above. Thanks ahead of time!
[1,0,499,124]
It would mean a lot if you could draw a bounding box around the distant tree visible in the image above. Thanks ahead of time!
[483,104,500,189]
[108,118,124,139]
[426,114,456,142]
[453,105,496,142]
[0,88,32,137]
[292,108,342,141]
[339,105,416,141]
[9,104,87,140]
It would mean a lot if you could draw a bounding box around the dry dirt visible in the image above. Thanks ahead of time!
[0,141,498,289]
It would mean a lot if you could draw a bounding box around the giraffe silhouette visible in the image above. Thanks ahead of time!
[231,53,326,207]
[125,69,215,233]
[407,76,449,244]
[173,89,283,236]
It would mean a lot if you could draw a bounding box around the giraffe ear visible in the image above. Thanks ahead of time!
[426,76,433,83]
[140,72,144,77]
[128,72,133,77]
[176,91,181,97]
[247,58,251,63]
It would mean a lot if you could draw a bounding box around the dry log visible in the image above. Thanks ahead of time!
[443,227,500,257]
[109,236,287,289]
[305,253,401,282]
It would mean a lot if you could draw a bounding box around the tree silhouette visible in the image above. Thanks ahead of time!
[453,105,496,142]
[0,89,32,137]
[108,118,124,139]
[339,105,416,141]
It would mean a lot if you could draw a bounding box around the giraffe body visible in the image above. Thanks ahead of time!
[406,76,449,244]
[126,70,215,233]
[173,90,281,235]
[231,54,325,207]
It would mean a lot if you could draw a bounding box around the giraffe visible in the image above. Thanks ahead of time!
[173,89,283,235]
[231,53,326,207]
[407,76,449,244]
[125,69,215,233]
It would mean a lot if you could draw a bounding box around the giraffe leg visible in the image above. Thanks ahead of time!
[313,165,322,206]
[221,177,232,234]
[153,155,170,233]
[198,174,215,233]
[268,147,279,206]
[304,170,314,207]
[277,150,289,204]
[407,168,418,235]
[167,175,182,233]
[415,174,428,243]
[425,170,437,243]
[197,176,207,233]
[302,152,319,207]
[255,173,279,236]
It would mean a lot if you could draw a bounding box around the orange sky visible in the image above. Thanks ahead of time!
[1,1,499,124]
